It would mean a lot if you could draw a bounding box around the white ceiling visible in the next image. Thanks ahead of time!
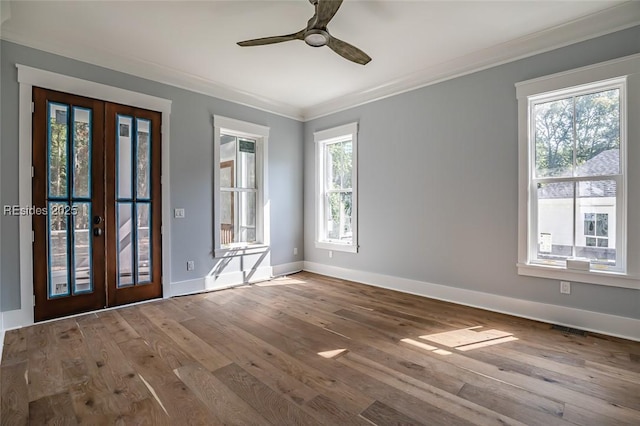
[2,1,639,120]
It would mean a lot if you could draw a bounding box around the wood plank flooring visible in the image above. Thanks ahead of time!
[2,271,640,425]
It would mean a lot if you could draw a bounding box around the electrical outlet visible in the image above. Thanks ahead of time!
[560,281,571,294]
[329,250,333,258]
[187,260,195,271]
[174,208,185,219]
[293,247,298,255]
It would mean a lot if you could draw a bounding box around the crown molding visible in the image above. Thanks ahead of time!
[301,2,640,121]
[0,28,304,121]
[1,2,638,122]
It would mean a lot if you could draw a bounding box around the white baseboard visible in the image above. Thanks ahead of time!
[303,261,640,342]
[170,265,273,297]
[272,261,304,277]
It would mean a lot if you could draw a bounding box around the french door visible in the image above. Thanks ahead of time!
[32,88,162,322]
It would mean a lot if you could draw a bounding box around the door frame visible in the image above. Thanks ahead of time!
[4,64,172,329]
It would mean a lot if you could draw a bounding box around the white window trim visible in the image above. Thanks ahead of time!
[314,122,358,253]
[516,53,640,289]
[213,115,269,258]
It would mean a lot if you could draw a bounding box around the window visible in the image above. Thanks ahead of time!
[315,122,358,253]
[213,116,269,256]
[531,81,623,271]
[516,54,640,288]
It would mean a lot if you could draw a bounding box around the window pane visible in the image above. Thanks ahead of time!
[238,139,256,189]
[137,203,151,283]
[48,103,69,198]
[584,213,595,236]
[239,191,256,243]
[325,191,353,242]
[327,141,352,190]
[576,180,616,266]
[48,202,70,298]
[136,119,151,199]
[534,98,573,178]
[536,182,574,260]
[596,213,608,237]
[220,190,234,246]
[117,115,133,199]
[117,202,134,287]
[575,89,620,176]
[73,203,92,294]
[220,135,236,189]
[73,107,91,199]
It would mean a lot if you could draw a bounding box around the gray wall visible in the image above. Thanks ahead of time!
[0,40,304,311]
[304,26,640,319]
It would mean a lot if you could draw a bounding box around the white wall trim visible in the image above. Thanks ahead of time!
[303,261,640,342]
[2,3,638,122]
[272,261,304,277]
[8,65,173,330]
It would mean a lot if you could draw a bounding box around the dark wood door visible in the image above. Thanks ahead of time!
[33,88,106,321]
[105,103,162,306]
[32,88,162,321]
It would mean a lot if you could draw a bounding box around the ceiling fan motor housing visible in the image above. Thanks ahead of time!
[304,29,329,47]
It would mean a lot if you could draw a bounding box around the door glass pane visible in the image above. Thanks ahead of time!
[575,89,620,176]
[239,191,256,243]
[48,102,69,198]
[48,202,70,298]
[534,97,573,178]
[325,191,352,242]
[137,118,151,199]
[137,203,152,283]
[576,180,616,266]
[73,203,92,294]
[118,115,133,199]
[117,202,134,287]
[536,182,574,261]
[73,107,92,198]
[238,139,256,189]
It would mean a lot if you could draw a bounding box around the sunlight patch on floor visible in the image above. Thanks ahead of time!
[400,338,451,356]
[255,277,308,286]
[318,348,349,359]
[455,336,519,351]
[419,327,517,351]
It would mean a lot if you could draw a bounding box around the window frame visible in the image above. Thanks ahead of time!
[213,115,269,258]
[527,78,626,273]
[314,122,358,253]
[516,54,640,289]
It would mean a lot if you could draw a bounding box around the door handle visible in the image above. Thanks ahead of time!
[93,215,103,225]
[93,228,103,237]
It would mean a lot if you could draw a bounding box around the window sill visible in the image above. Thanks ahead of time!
[517,262,640,289]
[315,241,358,253]
[215,244,269,258]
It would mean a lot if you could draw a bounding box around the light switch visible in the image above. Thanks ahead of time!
[174,208,185,219]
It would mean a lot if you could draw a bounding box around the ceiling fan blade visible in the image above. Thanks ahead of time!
[238,30,304,47]
[316,0,344,27]
[327,35,371,65]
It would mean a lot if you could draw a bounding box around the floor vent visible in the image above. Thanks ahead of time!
[551,324,587,336]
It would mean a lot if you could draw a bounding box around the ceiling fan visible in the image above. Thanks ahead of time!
[237,0,371,65]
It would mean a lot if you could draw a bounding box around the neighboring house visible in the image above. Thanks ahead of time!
[538,149,618,264]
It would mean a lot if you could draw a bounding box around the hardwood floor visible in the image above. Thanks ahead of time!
[2,271,640,425]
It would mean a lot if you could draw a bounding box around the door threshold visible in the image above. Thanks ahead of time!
[32,296,163,327]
